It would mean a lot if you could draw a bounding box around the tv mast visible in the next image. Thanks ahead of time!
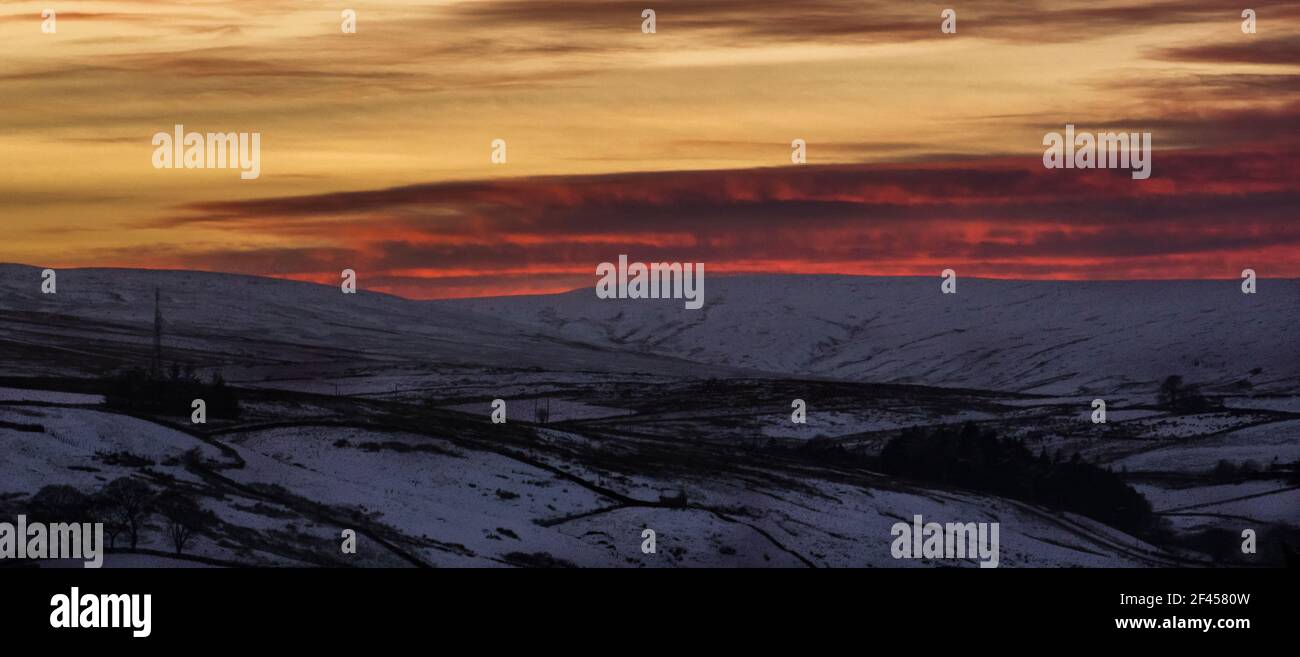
[152,287,163,377]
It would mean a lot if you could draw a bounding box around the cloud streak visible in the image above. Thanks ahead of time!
[100,136,1300,298]
[5,1,1299,296]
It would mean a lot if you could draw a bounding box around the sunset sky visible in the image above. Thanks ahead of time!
[2,0,1298,298]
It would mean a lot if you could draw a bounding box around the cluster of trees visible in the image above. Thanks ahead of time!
[103,365,240,418]
[880,422,1154,533]
[1157,375,1214,413]
[26,478,217,556]
[1213,458,1300,485]
[1210,459,1264,482]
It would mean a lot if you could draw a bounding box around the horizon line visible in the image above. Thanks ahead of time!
[2,262,1288,303]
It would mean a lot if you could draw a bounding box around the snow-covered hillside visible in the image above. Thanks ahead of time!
[0,401,1178,567]
[7,265,1293,396]
[0,264,724,381]
[1,265,1295,568]
[448,275,1300,394]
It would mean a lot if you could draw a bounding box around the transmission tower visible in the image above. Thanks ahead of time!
[152,287,163,377]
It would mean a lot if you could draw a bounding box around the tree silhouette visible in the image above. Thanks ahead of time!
[1158,375,1210,412]
[98,478,155,550]
[880,422,1153,532]
[27,485,91,523]
[158,495,217,555]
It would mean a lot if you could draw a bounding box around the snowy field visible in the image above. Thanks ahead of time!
[1,404,1181,567]
[0,386,103,404]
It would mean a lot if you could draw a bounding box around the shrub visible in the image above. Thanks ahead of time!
[27,485,91,523]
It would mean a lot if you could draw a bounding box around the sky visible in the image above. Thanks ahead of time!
[2,0,1298,298]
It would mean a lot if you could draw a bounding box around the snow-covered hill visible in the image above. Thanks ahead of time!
[447,275,1300,395]
[0,401,1179,567]
[7,265,1292,396]
[1,265,1293,567]
[0,264,723,381]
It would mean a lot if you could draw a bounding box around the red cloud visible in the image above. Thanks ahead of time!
[95,138,1300,298]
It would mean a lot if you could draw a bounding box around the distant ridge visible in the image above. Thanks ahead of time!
[445,274,1300,395]
[3,264,1297,395]
[0,264,740,382]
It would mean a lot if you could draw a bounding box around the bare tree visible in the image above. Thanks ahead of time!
[90,495,125,549]
[99,477,155,550]
[158,495,216,555]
